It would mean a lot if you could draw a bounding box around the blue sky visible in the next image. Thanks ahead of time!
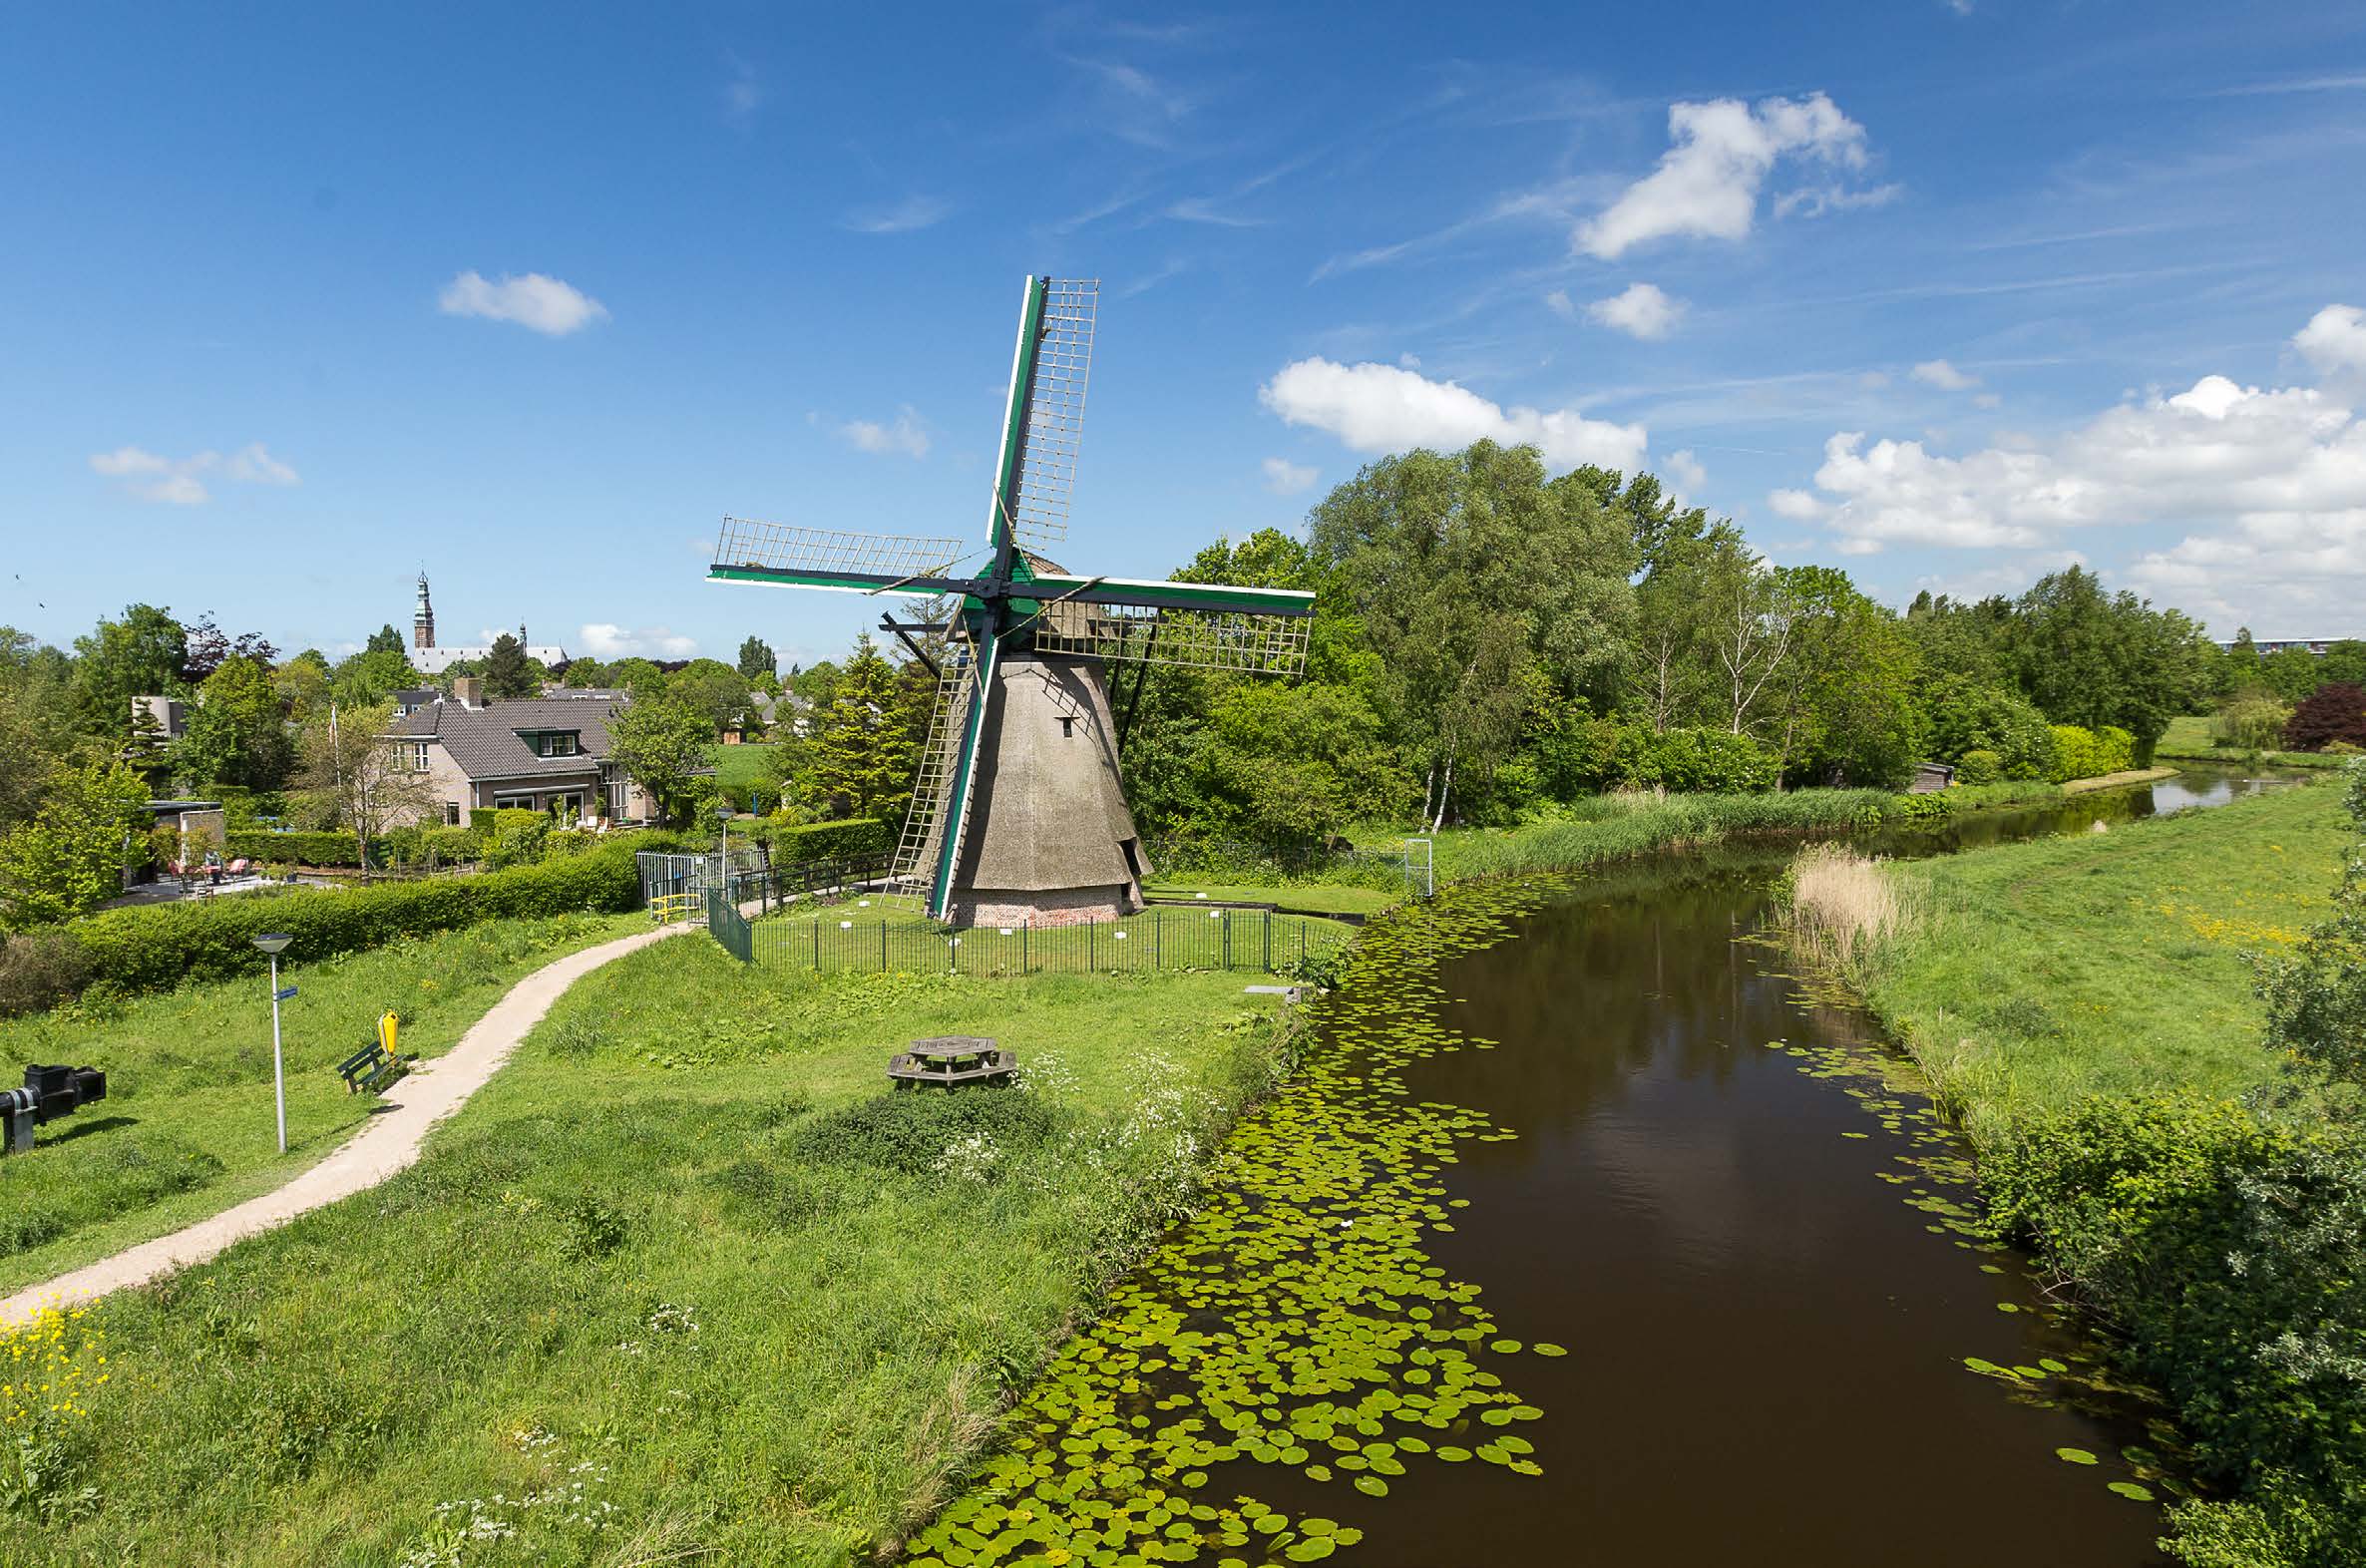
[6,2,2364,670]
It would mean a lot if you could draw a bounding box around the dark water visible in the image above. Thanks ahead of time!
[1219,766,2302,1566]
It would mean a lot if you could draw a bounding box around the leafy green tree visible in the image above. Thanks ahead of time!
[2004,567,2211,757]
[72,603,188,739]
[791,635,918,823]
[669,659,751,739]
[1767,567,1924,787]
[2317,640,2366,693]
[273,649,333,726]
[1129,682,1405,852]
[1919,674,2053,778]
[483,632,538,699]
[172,653,294,789]
[329,647,421,707]
[736,635,777,682]
[1311,441,1636,826]
[1563,465,1709,577]
[0,758,150,930]
[607,657,668,701]
[2258,645,2325,704]
[558,656,611,688]
[365,623,407,655]
[607,696,715,826]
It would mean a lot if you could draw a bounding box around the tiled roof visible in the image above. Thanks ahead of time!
[388,697,623,782]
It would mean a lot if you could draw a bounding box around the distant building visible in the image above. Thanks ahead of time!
[2215,636,2353,655]
[382,677,670,824]
[406,573,568,675]
[130,694,187,739]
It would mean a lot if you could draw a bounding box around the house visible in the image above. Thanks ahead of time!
[384,677,665,825]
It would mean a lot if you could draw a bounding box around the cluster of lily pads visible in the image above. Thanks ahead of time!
[904,881,1566,1568]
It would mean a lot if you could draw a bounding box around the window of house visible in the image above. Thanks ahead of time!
[517,729,580,758]
[406,741,430,772]
[443,802,462,826]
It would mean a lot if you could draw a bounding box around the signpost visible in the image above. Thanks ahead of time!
[252,933,293,1153]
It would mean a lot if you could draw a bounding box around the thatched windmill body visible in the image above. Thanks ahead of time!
[709,277,1314,925]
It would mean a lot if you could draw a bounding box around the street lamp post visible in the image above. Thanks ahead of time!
[252,932,293,1153]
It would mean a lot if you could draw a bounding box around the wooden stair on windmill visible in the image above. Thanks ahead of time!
[890,649,979,906]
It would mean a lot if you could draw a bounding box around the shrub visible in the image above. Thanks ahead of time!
[2046,724,2108,782]
[1921,675,2054,779]
[61,844,641,1000]
[0,929,93,1019]
[763,817,890,865]
[2284,683,2366,752]
[1614,726,1780,794]
[222,830,369,868]
[1955,748,2002,785]
[785,1088,1060,1175]
[2215,692,2295,751]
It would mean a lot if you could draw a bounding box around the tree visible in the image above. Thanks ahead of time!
[1766,566,1924,787]
[179,612,276,684]
[736,635,777,682]
[0,758,150,930]
[273,650,333,726]
[365,623,407,655]
[72,603,188,739]
[172,653,294,789]
[483,633,538,699]
[669,658,752,738]
[329,647,421,707]
[2284,683,2366,752]
[1695,531,1801,738]
[2260,645,2324,704]
[2318,640,2366,693]
[291,702,439,868]
[2003,568,2211,756]
[559,656,611,689]
[607,696,715,826]
[791,635,920,823]
[1311,441,1637,826]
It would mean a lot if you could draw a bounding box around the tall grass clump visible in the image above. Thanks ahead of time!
[1780,842,1914,976]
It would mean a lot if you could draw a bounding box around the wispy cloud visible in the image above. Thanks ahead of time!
[579,622,698,659]
[1119,258,1191,298]
[827,406,931,458]
[1261,456,1318,495]
[722,56,763,124]
[2204,73,2366,97]
[89,442,300,505]
[438,270,609,335]
[1577,92,1880,259]
[842,196,949,234]
[1165,196,1266,227]
[1911,358,1981,390]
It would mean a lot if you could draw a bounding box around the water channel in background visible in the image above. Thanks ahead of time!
[1212,764,2303,1567]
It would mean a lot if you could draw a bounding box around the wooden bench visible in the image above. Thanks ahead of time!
[336,1040,405,1094]
[888,1035,1017,1090]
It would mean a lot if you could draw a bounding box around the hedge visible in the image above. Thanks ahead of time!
[762,817,891,864]
[2045,724,2136,783]
[67,844,642,998]
[223,830,370,868]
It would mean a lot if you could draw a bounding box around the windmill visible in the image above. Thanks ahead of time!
[708,276,1316,926]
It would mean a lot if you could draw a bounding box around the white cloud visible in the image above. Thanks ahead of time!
[1397,352,1421,370]
[1544,289,1578,322]
[1973,392,2002,409]
[1768,487,1826,521]
[1911,358,1981,391]
[89,442,299,504]
[1260,358,1647,472]
[1587,282,1685,340]
[1261,457,1318,495]
[2295,303,2366,376]
[1775,315,2366,629]
[578,623,698,660]
[842,196,948,234]
[836,406,931,459]
[1665,449,1707,493]
[1576,92,1875,259]
[438,270,608,336]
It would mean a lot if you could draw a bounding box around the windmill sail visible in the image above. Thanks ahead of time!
[1030,598,1311,676]
[1003,279,1095,552]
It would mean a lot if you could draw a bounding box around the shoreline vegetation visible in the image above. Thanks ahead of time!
[1782,771,2364,1567]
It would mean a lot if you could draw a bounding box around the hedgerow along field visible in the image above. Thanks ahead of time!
[0,910,647,1295]
[7,941,1303,1565]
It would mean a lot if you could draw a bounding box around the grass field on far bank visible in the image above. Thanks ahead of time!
[21,944,1298,1566]
[2158,712,2349,769]
[0,910,645,1295]
[1855,777,2345,1140]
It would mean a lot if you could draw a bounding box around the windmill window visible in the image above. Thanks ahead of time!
[1057,716,1075,737]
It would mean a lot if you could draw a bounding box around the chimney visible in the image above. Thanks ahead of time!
[453,676,484,709]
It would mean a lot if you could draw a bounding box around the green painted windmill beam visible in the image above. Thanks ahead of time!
[704,564,991,599]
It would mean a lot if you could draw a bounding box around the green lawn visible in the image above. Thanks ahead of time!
[20,948,1299,1565]
[709,740,781,791]
[2157,711,2347,769]
[1859,777,2347,1141]
[1142,881,1404,917]
[0,910,645,1294]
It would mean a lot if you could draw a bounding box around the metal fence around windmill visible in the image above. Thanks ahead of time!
[721,906,1354,979]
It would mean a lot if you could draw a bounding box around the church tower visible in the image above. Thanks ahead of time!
[413,573,436,651]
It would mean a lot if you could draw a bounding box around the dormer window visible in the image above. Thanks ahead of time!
[517,729,580,758]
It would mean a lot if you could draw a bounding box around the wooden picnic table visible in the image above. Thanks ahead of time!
[888,1035,1017,1089]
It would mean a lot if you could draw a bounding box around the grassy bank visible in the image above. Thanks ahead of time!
[1796,774,2365,1566]
[1847,779,2342,1138]
[7,944,1300,1564]
[0,911,644,1295]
